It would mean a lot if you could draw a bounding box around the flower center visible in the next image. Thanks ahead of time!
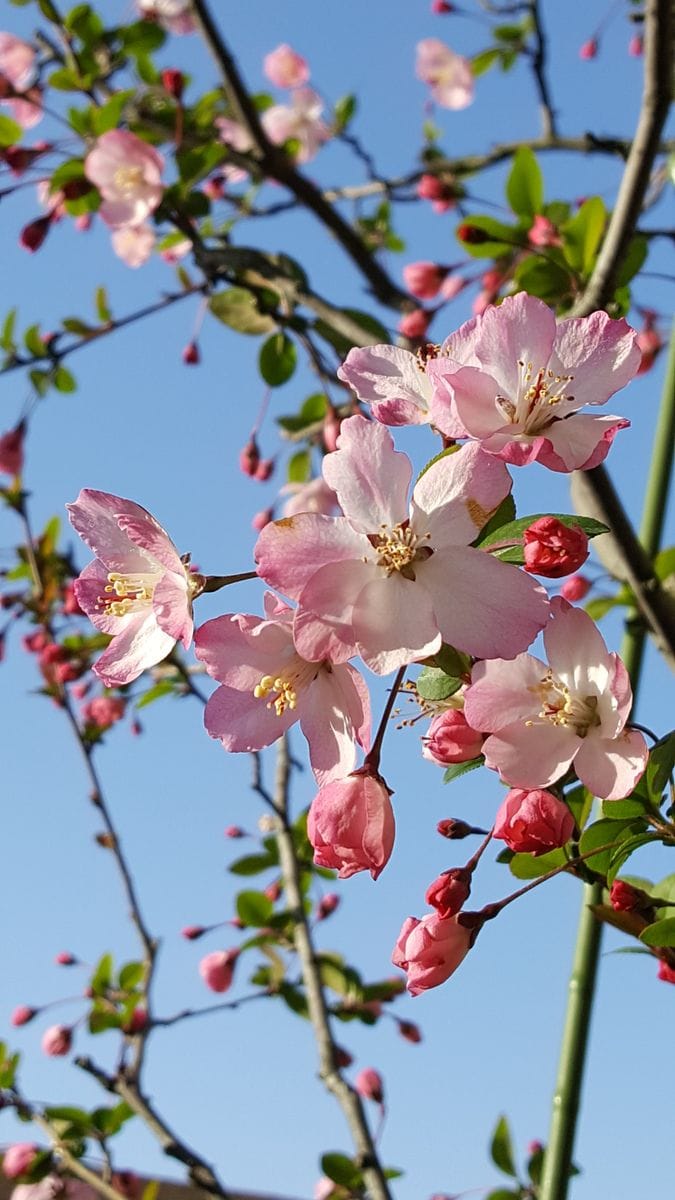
[113,165,145,194]
[369,523,431,578]
[253,659,320,717]
[528,670,601,738]
[97,571,157,618]
[496,360,575,434]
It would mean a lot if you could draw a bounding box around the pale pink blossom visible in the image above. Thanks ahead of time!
[2,1145,37,1179]
[137,0,196,34]
[403,261,446,300]
[416,39,474,109]
[430,292,640,471]
[215,117,253,183]
[308,770,395,879]
[261,88,329,163]
[493,788,575,854]
[263,44,309,89]
[67,489,196,687]
[528,214,561,248]
[338,344,438,428]
[36,180,66,221]
[280,477,339,519]
[194,593,370,786]
[0,33,42,128]
[84,131,164,229]
[464,597,648,800]
[12,1180,96,1200]
[392,912,472,994]
[256,416,548,675]
[111,222,155,268]
[199,949,238,993]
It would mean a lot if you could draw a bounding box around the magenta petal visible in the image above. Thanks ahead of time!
[474,293,557,396]
[464,653,547,732]
[255,512,368,600]
[535,413,629,472]
[420,547,549,659]
[411,441,512,549]
[352,573,441,674]
[203,683,296,751]
[337,344,432,423]
[116,510,184,572]
[299,671,359,785]
[67,489,152,572]
[194,613,293,689]
[93,614,175,687]
[482,723,579,789]
[550,311,640,408]
[574,730,648,800]
[294,559,371,664]
[153,572,192,648]
[323,415,412,533]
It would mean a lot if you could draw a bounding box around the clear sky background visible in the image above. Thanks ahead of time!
[1,2,674,1199]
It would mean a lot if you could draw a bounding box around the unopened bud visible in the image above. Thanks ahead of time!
[182,924,207,940]
[54,951,77,966]
[457,223,491,245]
[161,68,185,100]
[239,436,260,477]
[398,309,431,340]
[560,574,591,602]
[425,868,472,917]
[334,1045,353,1068]
[579,38,598,60]
[437,818,477,840]
[255,458,274,483]
[41,1024,72,1056]
[398,1019,422,1043]
[20,216,51,253]
[252,507,273,532]
[317,892,340,921]
[182,341,200,365]
[11,1005,38,1027]
[354,1067,384,1105]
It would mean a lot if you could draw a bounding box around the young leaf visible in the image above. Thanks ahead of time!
[490,1115,517,1177]
[259,332,297,387]
[506,147,544,218]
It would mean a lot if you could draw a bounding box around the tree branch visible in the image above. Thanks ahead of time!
[527,0,558,138]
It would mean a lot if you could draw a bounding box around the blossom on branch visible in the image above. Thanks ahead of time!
[67,489,197,686]
[308,769,395,879]
[136,0,196,34]
[261,88,330,163]
[493,788,575,855]
[392,912,472,994]
[85,131,164,229]
[194,593,371,786]
[263,44,310,89]
[464,597,648,800]
[0,33,42,128]
[256,416,548,674]
[416,39,474,109]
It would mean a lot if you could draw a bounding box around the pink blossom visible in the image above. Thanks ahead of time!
[11,1005,37,1027]
[522,517,589,578]
[337,344,439,428]
[392,912,472,995]
[82,695,126,728]
[417,172,457,213]
[261,89,329,163]
[403,261,446,300]
[317,892,340,920]
[194,593,371,786]
[560,574,591,602]
[493,788,575,854]
[440,272,467,301]
[528,214,561,247]
[67,489,196,687]
[628,34,643,57]
[84,131,164,229]
[280,477,339,519]
[2,1145,38,1179]
[416,39,474,109]
[0,34,42,128]
[354,1067,384,1104]
[160,237,191,264]
[398,309,432,340]
[12,1179,97,1200]
[199,949,238,993]
[464,597,648,800]
[263,44,310,89]
[0,422,24,475]
[657,960,675,985]
[256,415,548,674]
[425,868,471,916]
[308,770,395,880]
[41,1024,72,1056]
[430,292,640,471]
[215,117,253,184]
[314,1179,336,1200]
[137,0,196,34]
[111,222,155,268]
[422,709,483,765]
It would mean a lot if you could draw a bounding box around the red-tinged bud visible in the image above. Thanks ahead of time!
[579,38,598,60]
[182,340,200,365]
[11,1005,38,1027]
[334,1045,353,1068]
[161,68,185,100]
[354,1067,384,1105]
[528,214,561,248]
[403,261,446,301]
[437,818,475,839]
[636,325,662,374]
[560,573,592,602]
[124,1006,149,1034]
[528,1140,544,1157]
[425,868,472,917]
[0,421,25,476]
[423,710,484,766]
[199,948,239,993]
[431,0,454,11]
[41,1024,72,1056]
[181,924,206,940]
[75,212,92,232]
[494,789,575,855]
[62,582,83,616]
[398,308,431,340]
[609,879,651,913]
[229,916,245,929]
[40,642,66,666]
[204,175,225,200]
[264,879,282,902]
[71,682,90,700]
[416,173,456,213]
[0,74,12,100]
[657,959,675,984]
[22,630,48,653]
[2,1144,39,1179]
[252,507,273,532]
[398,1019,422,1044]
[2,144,49,175]
[457,223,491,245]
[254,458,274,483]
[523,517,589,579]
[54,951,77,966]
[317,892,340,921]
[20,216,51,253]
[628,33,643,57]
[131,719,142,737]
[224,825,246,838]
[62,178,91,202]
[239,436,260,476]
[55,661,82,684]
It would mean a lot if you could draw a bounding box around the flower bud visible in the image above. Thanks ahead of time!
[2,1144,38,1179]
[62,582,84,615]
[523,517,589,578]
[398,309,431,340]
[398,1019,422,1043]
[425,868,472,917]
[239,436,260,477]
[308,770,395,880]
[579,38,598,60]
[199,948,239,993]
[333,1045,353,1068]
[41,1024,72,1056]
[560,574,592,602]
[431,0,454,10]
[393,912,472,995]
[457,223,490,245]
[440,272,466,301]
[609,879,651,913]
[528,214,560,248]
[416,173,456,213]
[628,33,643,57]
[636,322,662,375]
[252,507,274,532]
[11,1005,38,1027]
[263,44,309,89]
[0,422,25,476]
[20,215,51,253]
[161,68,185,99]
[182,924,206,940]
[423,710,483,765]
[437,818,475,839]
[657,959,675,985]
[182,341,200,365]
[254,458,275,483]
[264,879,282,902]
[403,261,446,300]
[124,1006,149,1034]
[224,825,246,838]
[494,789,575,855]
[317,892,340,920]
[54,951,77,966]
[354,1067,384,1105]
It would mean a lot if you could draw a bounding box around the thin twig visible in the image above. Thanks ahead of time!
[527,0,558,138]
[8,1094,128,1200]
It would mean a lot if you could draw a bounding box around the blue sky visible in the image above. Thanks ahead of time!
[1,2,674,1199]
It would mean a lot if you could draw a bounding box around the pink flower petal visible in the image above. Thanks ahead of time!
[410,441,512,549]
[93,614,175,687]
[550,311,640,408]
[73,559,123,634]
[194,613,293,690]
[294,559,372,664]
[255,512,368,600]
[67,490,152,572]
[474,293,557,398]
[535,414,629,472]
[115,509,184,573]
[299,670,359,785]
[482,722,579,789]
[153,572,192,647]
[203,682,296,751]
[464,653,547,731]
[322,415,412,533]
[544,597,612,695]
[574,729,648,800]
[337,345,433,426]
[352,573,441,674]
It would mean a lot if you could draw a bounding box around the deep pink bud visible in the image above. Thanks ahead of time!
[239,436,260,477]
[263,880,282,902]
[393,912,472,995]
[398,1019,422,1043]
[254,458,274,482]
[20,215,51,253]
[181,924,206,940]
[334,1045,353,1068]
[403,261,446,300]
[523,517,589,579]
[354,1067,384,1105]
[560,573,592,602]
[83,695,126,728]
[161,68,184,100]
[204,175,225,200]
[199,948,239,993]
[224,825,246,838]
[0,422,25,476]
[610,879,650,913]
[457,223,490,245]
[41,1024,72,1056]
[2,1144,38,1178]
[440,272,466,301]
[22,630,48,653]
[308,771,395,880]
[528,1140,544,1157]
[398,309,431,340]
[425,868,472,917]
[528,215,560,248]
[62,582,84,615]
[11,1005,38,1027]
[437,818,475,839]
[124,1006,148,1034]
[317,892,340,920]
[252,508,273,531]
[431,0,454,11]
[657,959,675,985]
[494,789,575,855]
[54,951,77,966]
[182,341,200,365]
[637,326,662,374]
[579,38,598,60]
[416,173,456,212]
[423,710,483,765]
[628,33,643,56]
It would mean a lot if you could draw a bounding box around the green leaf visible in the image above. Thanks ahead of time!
[121,19,166,53]
[320,1153,363,1190]
[236,890,274,927]
[91,91,134,135]
[456,214,520,258]
[443,756,484,785]
[287,449,311,484]
[578,818,643,876]
[29,369,52,397]
[475,494,517,542]
[509,848,567,880]
[65,4,104,43]
[313,309,390,354]
[0,114,22,146]
[615,235,647,287]
[490,1115,517,1176]
[277,392,328,434]
[118,961,144,991]
[176,144,226,190]
[49,66,87,92]
[317,957,363,1000]
[416,665,462,702]
[424,643,471,677]
[471,48,500,76]
[513,255,574,305]
[601,793,650,820]
[562,197,606,275]
[43,1106,90,1129]
[95,285,112,324]
[506,147,543,218]
[334,93,357,131]
[640,918,675,948]
[229,852,278,876]
[565,784,593,832]
[90,1102,134,1136]
[209,289,276,336]
[585,595,623,621]
[647,732,675,797]
[259,332,297,386]
[91,952,114,996]
[54,367,76,394]
[24,324,48,358]
[136,679,176,709]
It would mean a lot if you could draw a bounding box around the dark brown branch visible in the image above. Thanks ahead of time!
[527,0,558,138]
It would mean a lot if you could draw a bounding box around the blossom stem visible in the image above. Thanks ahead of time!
[200,571,258,592]
[364,667,407,772]
[539,329,675,1197]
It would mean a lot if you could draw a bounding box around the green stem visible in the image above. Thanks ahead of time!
[539,322,675,1200]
